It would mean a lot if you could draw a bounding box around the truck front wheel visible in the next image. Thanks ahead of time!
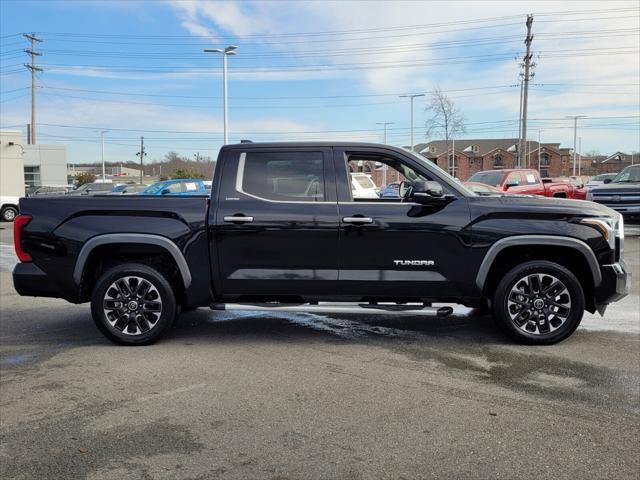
[492,260,585,345]
[90,263,177,345]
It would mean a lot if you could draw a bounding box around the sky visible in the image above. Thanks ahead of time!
[0,0,639,165]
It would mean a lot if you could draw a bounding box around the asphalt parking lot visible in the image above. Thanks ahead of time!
[0,224,638,479]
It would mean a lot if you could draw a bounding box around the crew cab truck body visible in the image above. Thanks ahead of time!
[468,168,581,198]
[13,143,628,345]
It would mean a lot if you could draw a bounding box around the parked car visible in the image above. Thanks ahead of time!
[468,169,581,198]
[586,173,618,188]
[379,182,401,198]
[350,173,379,199]
[142,179,210,196]
[0,195,19,222]
[587,164,640,222]
[108,184,147,195]
[67,182,115,196]
[463,182,504,196]
[13,142,628,347]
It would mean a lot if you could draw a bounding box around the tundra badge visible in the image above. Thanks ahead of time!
[393,260,435,266]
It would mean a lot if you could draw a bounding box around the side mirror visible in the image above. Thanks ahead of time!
[161,188,171,195]
[603,178,612,184]
[410,180,445,203]
[505,182,518,189]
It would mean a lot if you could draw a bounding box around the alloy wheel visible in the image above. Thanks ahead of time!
[506,273,572,335]
[103,276,162,336]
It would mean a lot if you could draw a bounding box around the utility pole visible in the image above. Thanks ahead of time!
[100,131,108,182]
[399,93,425,151]
[517,77,524,167]
[452,137,456,177]
[376,121,394,144]
[136,136,146,185]
[566,116,587,176]
[519,15,535,169]
[24,33,42,145]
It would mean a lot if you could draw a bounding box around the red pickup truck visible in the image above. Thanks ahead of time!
[467,169,582,199]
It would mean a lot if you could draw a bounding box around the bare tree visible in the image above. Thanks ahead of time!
[424,87,466,172]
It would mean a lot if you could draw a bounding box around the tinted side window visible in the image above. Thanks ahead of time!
[241,152,325,201]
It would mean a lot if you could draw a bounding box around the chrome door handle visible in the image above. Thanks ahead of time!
[223,215,254,223]
[342,216,373,224]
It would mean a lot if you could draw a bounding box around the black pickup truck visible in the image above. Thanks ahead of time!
[13,142,628,345]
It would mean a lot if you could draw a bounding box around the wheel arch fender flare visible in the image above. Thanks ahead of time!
[475,235,602,290]
[73,233,192,288]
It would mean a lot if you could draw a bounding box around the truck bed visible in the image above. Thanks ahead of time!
[15,195,212,306]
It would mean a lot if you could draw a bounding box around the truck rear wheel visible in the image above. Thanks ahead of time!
[492,260,584,345]
[90,263,177,345]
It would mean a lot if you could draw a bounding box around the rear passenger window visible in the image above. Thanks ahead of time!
[239,152,325,202]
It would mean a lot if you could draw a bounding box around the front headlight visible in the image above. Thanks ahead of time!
[581,216,617,250]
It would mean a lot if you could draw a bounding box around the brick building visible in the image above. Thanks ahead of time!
[413,139,635,181]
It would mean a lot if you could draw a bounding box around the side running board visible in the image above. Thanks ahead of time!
[210,303,453,317]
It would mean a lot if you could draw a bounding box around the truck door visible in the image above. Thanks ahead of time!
[333,147,471,299]
[211,147,339,299]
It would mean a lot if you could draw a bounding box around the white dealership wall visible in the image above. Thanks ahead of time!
[24,144,68,187]
[0,130,25,198]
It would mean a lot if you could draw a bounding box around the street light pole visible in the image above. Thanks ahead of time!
[204,46,238,145]
[537,130,542,173]
[399,93,425,151]
[578,136,582,177]
[566,115,587,176]
[376,121,394,186]
[100,130,107,182]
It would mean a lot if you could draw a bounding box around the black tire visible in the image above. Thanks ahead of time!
[492,260,585,345]
[1,206,18,222]
[90,263,177,345]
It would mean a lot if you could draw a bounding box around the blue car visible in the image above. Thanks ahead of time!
[142,179,210,196]
[379,182,401,198]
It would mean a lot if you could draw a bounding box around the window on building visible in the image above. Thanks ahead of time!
[472,144,480,153]
[541,153,551,166]
[24,166,41,188]
[240,151,325,202]
[429,145,437,153]
[494,154,504,167]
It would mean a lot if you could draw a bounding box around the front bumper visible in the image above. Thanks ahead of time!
[595,260,629,313]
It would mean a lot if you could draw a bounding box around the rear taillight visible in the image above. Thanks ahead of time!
[13,215,32,262]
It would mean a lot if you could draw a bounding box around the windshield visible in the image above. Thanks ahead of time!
[468,171,504,187]
[612,166,640,183]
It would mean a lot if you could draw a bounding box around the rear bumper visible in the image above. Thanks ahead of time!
[595,261,629,310]
[13,262,65,299]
